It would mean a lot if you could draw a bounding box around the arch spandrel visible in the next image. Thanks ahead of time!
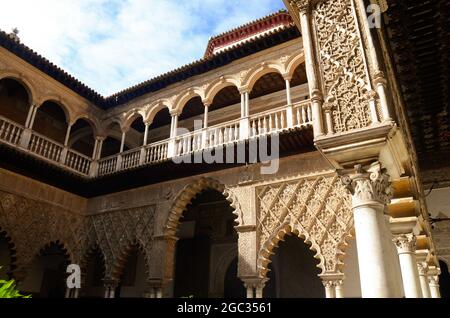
[256,174,353,278]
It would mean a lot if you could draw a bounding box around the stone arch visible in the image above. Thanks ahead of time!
[144,101,172,123]
[244,62,285,92]
[122,108,146,131]
[258,222,325,279]
[71,114,101,137]
[0,227,18,276]
[165,177,244,237]
[285,52,306,80]
[110,240,150,282]
[204,76,241,103]
[173,88,206,115]
[36,97,71,124]
[0,72,36,105]
[255,175,354,279]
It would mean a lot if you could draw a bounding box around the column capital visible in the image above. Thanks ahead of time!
[417,262,428,276]
[373,71,387,87]
[103,278,118,289]
[310,89,323,103]
[95,135,107,142]
[202,99,212,108]
[289,0,311,14]
[393,233,417,254]
[340,161,392,208]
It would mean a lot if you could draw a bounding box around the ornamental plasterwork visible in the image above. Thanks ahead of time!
[314,0,372,132]
[256,175,353,277]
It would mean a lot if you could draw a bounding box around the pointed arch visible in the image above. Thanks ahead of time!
[165,177,244,237]
[110,241,150,283]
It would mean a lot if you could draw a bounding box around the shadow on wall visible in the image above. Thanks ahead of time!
[439,260,450,298]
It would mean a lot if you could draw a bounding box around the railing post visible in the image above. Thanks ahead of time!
[18,128,32,149]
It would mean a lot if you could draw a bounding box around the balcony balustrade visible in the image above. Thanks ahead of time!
[0,100,312,178]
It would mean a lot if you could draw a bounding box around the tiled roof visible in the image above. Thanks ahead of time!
[0,12,300,109]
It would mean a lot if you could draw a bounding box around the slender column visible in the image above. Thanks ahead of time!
[341,162,401,297]
[64,124,72,147]
[245,91,250,117]
[298,7,324,137]
[239,91,250,140]
[143,122,150,146]
[65,288,72,298]
[417,262,431,298]
[285,77,294,127]
[428,275,441,298]
[393,234,423,298]
[203,104,209,129]
[246,286,254,299]
[25,104,36,128]
[28,104,39,130]
[168,113,179,157]
[119,131,126,153]
[322,281,335,298]
[334,280,344,298]
[103,280,117,298]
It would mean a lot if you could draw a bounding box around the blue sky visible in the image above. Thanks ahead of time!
[0,0,285,96]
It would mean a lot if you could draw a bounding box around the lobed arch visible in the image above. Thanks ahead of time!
[0,227,18,275]
[258,222,325,279]
[172,88,206,115]
[0,72,37,105]
[164,177,244,238]
[284,53,306,80]
[244,62,286,92]
[110,240,150,282]
[204,76,241,103]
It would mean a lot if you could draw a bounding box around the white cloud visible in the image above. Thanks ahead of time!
[0,0,284,96]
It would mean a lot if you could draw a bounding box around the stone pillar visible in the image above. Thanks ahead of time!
[119,131,126,153]
[143,122,150,146]
[284,77,294,127]
[341,162,401,297]
[103,279,118,298]
[242,279,265,299]
[322,280,335,298]
[393,234,422,298]
[239,90,250,140]
[28,104,39,130]
[428,275,441,298]
[168,113,178,157]
[417,262,431,298]
[297,6,324,137]
[25,104,36,128]
[334,280,344,298]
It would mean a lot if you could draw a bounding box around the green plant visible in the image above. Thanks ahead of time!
[0,267,31,298]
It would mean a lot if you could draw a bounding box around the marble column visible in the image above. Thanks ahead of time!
[341,162,401,297]
[428,275,441,298]
[417,262,431,298]
[392,234,422,298]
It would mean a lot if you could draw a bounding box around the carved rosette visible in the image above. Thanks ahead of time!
[393,234,417,254]
[341,162,392,208]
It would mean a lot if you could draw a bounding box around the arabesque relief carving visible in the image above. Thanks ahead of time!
[256,175,353,277]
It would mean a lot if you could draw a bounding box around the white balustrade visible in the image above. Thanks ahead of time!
[249,106,288,138]
[206,120,240,148]
[293,101,313,126]
[0,101,313,177]
[65,150,92,175]
[121,149,141,170]
[0,116,24,145]
[98,156,118,176]
[145,140,169,163]
[28,132,63,162]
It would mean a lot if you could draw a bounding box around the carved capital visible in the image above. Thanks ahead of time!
[373,71,387,87]
[393,234,417,254]
[341,162,392,208]
[289,0,311,13]
[417,262,428,276]
[310,89,323,103]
